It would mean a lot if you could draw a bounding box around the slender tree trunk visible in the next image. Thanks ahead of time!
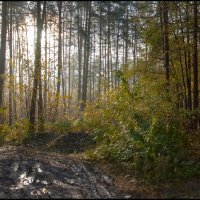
[125,6,129,67]
[107,1,111,90]
[16,22,23,118]
[184,2,192,111]
[13,15,17,122]
[9,2,13,125]
[29,1,43,133]
[56,1,62,114]
[77,6,83,102]
[115,21,120,86]
[25,24,31,118]
[162,1,170,89]
[0,1,8,124]
[47,20,52,120]
[98,2,102,94]
[104,37,107,93]
[44,1,47,120]
[68,14,72,113]
[37,1,46,132]
[178,45,187,109]
[133,23,137,84]
[92,25,96,100]
[62,9,67,113]
[193,1,198,129]
[81,1,92,111]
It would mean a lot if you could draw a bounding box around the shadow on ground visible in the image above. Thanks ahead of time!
[24,132,95,154]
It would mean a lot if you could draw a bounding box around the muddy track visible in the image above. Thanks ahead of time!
[0,145,132,199]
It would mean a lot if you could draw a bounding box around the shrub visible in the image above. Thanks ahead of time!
[0,119,30,145]
[0,124,11,145]
[84,70,187,181]
[53,120,72,134]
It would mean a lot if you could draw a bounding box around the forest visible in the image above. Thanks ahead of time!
[0,1,200,199]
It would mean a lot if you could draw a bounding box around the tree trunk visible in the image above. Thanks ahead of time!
[81,1,92,111]
[77,6,83,102]
[29,1,43,133]
[115,21,120,86]
[44,1,47,120]
[56,1,62,114]
[9,2,13,125]
[185,2,192,111]
[107,1,111,90]
[192,1,198,129]
[162,1,170,89]
[68,14,72,113]
[98,2,102,94]
[0,1,8,124]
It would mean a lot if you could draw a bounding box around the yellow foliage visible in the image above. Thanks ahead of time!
[0,119,30,145]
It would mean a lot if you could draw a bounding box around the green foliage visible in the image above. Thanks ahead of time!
[83,70,191,181]
[73,118,85,133]
[49,120,72,134]
[0,119,30,145]
[174,160,200,179]
[137,117,186,181]
[0,124,10,145]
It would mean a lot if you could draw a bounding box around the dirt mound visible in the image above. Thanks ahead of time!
[24,132,59,148]
[47,132,95,154]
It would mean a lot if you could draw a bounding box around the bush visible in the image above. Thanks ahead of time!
[0,119,30,145]
[53,120,72,134]
[84,70,188,181]
[0,124,11,145]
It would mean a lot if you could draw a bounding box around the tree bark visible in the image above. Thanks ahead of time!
[0,1,8,124]
[9,2,13,125]
[56,1,62,114]
[192,1,198,129]
[29,1,43,133]
[81,1,92,111]
[162,1,170,88]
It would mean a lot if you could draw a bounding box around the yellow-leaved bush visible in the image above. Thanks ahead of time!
[0,119,29,145]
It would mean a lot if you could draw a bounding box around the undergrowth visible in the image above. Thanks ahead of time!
[0,119,29,145]
[82,70,200,182]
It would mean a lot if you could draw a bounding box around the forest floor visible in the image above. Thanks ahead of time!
[0,132,200,199]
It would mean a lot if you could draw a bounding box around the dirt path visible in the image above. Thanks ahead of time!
[0,134,132,199]
[1,132,199,199]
